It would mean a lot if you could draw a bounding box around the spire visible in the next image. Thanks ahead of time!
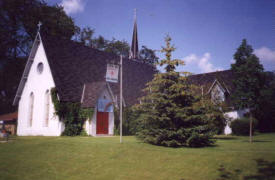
[129,9,139,59]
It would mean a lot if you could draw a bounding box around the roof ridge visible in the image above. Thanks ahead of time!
[189,69,232,77]
[41,33,155,68]
[41,33,116,57]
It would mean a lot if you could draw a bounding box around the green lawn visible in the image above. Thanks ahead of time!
[0,134,274,180]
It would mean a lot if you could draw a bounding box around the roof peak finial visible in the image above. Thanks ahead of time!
[134,8,137,20]
[37,21,42,32]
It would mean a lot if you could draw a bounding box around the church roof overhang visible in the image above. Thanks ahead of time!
[13,33,41,106]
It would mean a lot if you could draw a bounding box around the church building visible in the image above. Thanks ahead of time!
[13,13,246,136]
[13,17,155,136]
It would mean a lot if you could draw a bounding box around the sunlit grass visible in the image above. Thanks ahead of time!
[0,134,274,180]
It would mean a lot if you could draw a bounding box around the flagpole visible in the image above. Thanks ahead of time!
[120,55,123,143]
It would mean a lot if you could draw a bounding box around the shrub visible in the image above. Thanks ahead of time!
[114,107,141,136]
[187,132,215,148]
[136,128,215,148]
[202,100,227,135]
[113,127,120,135]
[51,88,94,136]
[79,129,88,136]
[137,129,187,147]
[230,117,258,136]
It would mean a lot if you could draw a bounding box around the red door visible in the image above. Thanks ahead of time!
[96,112,109,134]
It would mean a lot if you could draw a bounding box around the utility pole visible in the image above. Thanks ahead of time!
[120,55,123,143]
[249,97,253,143]
[249,110,253,143]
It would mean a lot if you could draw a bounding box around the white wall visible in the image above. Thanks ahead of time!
[17,40,63,136]
[86,88,114,136]
[224,109,249,135]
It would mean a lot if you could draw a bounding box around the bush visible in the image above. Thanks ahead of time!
[61,123,82,136]
[51,88,94,136]
[203,100,227,135]
[79,129,88,136]
[114,107,141,136]
[136,128,215,148]
[230,117,258,136]
[187,132,215,148]
[136,129,188,147]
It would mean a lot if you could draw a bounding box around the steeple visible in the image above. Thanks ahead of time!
[129,9,139,59]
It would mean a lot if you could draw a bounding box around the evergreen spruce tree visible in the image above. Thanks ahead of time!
[231,39,264,142]
[231,39,264,110]
[135,35,223,147]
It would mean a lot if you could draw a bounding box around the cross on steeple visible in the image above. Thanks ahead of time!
[134,8,137,20]
[129,9,139,60]
[37,21,42,32]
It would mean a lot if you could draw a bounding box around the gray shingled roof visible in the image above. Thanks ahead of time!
[188,70,234,94]
[14,33,234,109]
[81,82,108,108]
[188,70,235,108]
[41,34,156,107]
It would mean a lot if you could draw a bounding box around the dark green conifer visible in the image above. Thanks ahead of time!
[231,39,264,110]
[135,35,224,147]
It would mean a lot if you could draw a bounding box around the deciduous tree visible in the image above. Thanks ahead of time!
[0,0,77,114]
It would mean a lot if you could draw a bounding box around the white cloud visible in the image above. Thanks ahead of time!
[183,53,223,73]
[184,54,198,64]
[254,47,275,62]
[60,0,85,15]
[230,59,235,64]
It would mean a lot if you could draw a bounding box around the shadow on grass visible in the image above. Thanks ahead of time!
[216,165,242,180]
[217,159,275,180]
[213,136,237,140]
[243,159,275,180]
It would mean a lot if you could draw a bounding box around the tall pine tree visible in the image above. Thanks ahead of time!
[231,39,265,142]
[135,35,224,147]
[231,39,264,110]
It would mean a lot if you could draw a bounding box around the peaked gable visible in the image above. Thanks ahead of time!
[207,79,230,95]
[188,70,234,95]
[81,82,114,108]
[13,33,41,105]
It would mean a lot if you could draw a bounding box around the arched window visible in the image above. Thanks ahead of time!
[44,90,50,127]
[28,92,34,127]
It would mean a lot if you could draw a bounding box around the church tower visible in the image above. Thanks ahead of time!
[129,9,139,59]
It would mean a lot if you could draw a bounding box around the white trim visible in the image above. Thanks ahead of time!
[106,82,116,105]
[207,79,228,95]
[81,84,86,103]
[13,33,41,105]
[221,82,230,94]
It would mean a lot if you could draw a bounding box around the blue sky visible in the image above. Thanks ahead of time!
[47,0,275,74]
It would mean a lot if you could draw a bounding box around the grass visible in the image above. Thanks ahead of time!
[0,134,274,180]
